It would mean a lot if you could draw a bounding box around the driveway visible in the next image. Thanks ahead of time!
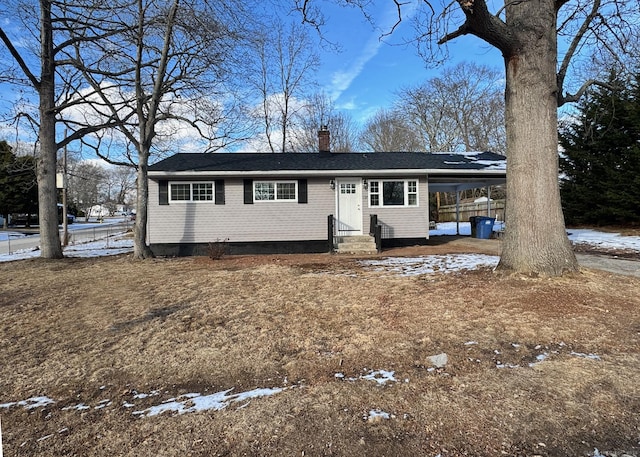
[576,254,640,277]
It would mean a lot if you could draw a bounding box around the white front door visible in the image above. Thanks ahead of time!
[336,178,362,235]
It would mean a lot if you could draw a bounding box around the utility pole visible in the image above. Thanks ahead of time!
[62,137,69,246]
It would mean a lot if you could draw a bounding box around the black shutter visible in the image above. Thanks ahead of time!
[243,179,253,204]
[159,180,169,205]
[298,179,308,204]
[215,179,225,205]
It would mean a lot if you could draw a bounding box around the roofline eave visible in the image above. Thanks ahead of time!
[147,168,507,179]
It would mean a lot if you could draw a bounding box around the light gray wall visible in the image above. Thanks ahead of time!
[148,175,429,244]
[362,176,429,239]
[148,177,334,244]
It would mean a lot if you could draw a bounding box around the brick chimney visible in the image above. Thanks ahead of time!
[318,125,330,153]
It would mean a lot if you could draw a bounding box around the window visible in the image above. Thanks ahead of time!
[192,183,213,201]
[340,183,356,194]
[254,181,297,202]
[369,181,380,206]
[369,180,418,207]
[169,182,213,202]
[254,182,274,201]
[407,181,418,206]
[277,182,296,200]
[170,183,191,201]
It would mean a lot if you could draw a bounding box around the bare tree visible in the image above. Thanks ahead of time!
[67,161,107,221]
[247,18,319,152]
[359,109,424,152]
[109,166,136,208]
[396,62,505,154]
[296,0,637,276]
[291,92,359,152]
[68,0,251,258]
[0,0,118,258]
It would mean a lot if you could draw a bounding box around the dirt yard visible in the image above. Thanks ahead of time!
[1,238,639,457]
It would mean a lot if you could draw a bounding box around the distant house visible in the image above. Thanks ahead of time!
[89,205,110,218]
[146,130,506,256]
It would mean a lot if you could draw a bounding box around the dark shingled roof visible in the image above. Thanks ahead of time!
[148,151,506,173]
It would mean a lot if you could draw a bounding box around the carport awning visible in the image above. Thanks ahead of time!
[428,176,506,193]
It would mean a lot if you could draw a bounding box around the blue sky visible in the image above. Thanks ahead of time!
[0,2,506,149]
[313,2,504,125]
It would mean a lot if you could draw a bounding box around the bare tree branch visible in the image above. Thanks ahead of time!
[559,78,618,104]
[0,28,40,89]
[439,0,515,56]
[557,0,601,106]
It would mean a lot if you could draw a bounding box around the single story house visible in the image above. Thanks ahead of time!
[147,132,506,256]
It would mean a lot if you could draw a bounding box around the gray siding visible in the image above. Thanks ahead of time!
[148,175,429,244]
[362,176,429,239]
[148,177,334,244]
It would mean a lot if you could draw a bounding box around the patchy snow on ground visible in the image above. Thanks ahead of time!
[0,232,133,262]
[0,231,27,242]
[132,386,287,418]
[359,254,500,276]
[2,221,638,265]
[334,369,399,386]
[63,236,133,258]
[0,396,55,410]
[430,222,474,236]
[0,344,603,421]
[567,228,640,252]
[0,386,289,419]
[364,409,392,422]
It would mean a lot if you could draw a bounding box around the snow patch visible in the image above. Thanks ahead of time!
[365,409,391,422]
[132,387,285,417]
[567,229,640,252]
[359,254,499,276]
[0,396,55,410]
[571,351,601,361]
[335,369,398,386]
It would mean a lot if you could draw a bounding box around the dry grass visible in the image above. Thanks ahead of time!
[1,240,639,457]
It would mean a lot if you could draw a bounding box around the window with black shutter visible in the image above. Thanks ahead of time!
[215,180,225,205]
[243,179,253,204]
[159,180,169,205]
[298,179,308,204]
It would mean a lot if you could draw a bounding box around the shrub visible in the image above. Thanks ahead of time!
[207,238,229,260]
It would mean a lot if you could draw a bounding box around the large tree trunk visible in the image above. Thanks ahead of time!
[497,1,578,275]
[37,105,63,259]
[132,150,154,259]
[37,0,63,259]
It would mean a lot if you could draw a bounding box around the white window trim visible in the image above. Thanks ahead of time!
[253,180,298,202]
[168,181,215,203]
[368,179,419,208]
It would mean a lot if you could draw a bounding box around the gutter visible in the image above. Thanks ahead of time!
[147,168,507,179]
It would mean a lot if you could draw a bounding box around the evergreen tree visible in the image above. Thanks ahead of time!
[0,141,38,226]
[559,72,640,225]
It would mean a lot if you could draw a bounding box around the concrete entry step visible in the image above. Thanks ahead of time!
[335,235,378,254]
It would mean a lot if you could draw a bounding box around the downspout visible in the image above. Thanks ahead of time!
[487,186,492,217]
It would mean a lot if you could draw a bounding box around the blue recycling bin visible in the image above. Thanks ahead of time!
[475,216,495,239]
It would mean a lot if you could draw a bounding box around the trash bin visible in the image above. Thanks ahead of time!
[475,216,495,239]
[469,216,477,237]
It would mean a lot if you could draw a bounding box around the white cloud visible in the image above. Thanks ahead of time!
[329,35,383,101]
[327,1,420,109]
